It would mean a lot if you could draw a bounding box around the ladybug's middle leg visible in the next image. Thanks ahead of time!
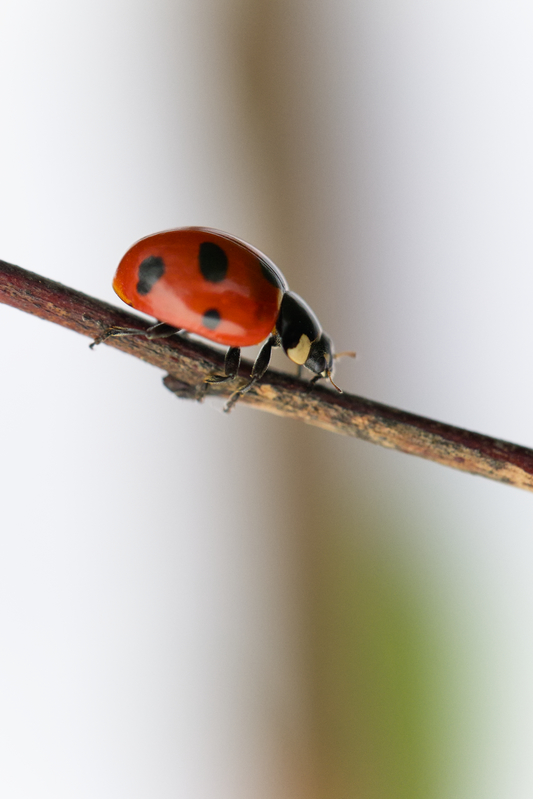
[204,347,241,384]
[224,335,278,412]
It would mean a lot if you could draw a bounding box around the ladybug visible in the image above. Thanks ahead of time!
[97,228,352,409]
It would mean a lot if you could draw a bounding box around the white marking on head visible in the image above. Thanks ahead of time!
[287,334,312,365]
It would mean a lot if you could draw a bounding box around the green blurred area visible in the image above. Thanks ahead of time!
[305,510,467,799]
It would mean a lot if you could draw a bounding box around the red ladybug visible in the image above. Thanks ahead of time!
[99,228,351,408]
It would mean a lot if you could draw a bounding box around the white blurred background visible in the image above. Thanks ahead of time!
[1,1,533,797]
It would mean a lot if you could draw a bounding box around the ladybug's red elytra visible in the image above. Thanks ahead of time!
[95,228,353,409]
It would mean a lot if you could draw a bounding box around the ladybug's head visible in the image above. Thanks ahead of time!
[304,332,339,388]
[277,292,343,392]
[306,335,357,392]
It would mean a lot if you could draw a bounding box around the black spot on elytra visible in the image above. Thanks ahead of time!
[260,259,285,289]
[137,255,165,295]
[199,242,228,283]
[202,308,221,330]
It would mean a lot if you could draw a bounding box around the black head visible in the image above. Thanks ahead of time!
[305,331,334,377]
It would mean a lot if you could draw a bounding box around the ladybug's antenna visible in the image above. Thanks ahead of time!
[327,351,355,392]
[326,370,343,393]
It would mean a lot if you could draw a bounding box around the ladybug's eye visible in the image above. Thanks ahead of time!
[305,333,334,376]
[307,351,327,374]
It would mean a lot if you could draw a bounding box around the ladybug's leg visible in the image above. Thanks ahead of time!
[90,322,181,349]
[204,347,241,384]
[305,373,322,391]
[224,335,277,412]
[145,322,181,339]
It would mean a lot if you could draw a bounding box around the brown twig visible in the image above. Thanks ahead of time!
[1,258,532,492]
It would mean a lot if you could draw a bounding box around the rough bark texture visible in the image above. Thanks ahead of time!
[1,258,532,492]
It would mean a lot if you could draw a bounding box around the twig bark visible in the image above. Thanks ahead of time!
[1,258,532,492]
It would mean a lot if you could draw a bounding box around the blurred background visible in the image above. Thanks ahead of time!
[1,1,533,797]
